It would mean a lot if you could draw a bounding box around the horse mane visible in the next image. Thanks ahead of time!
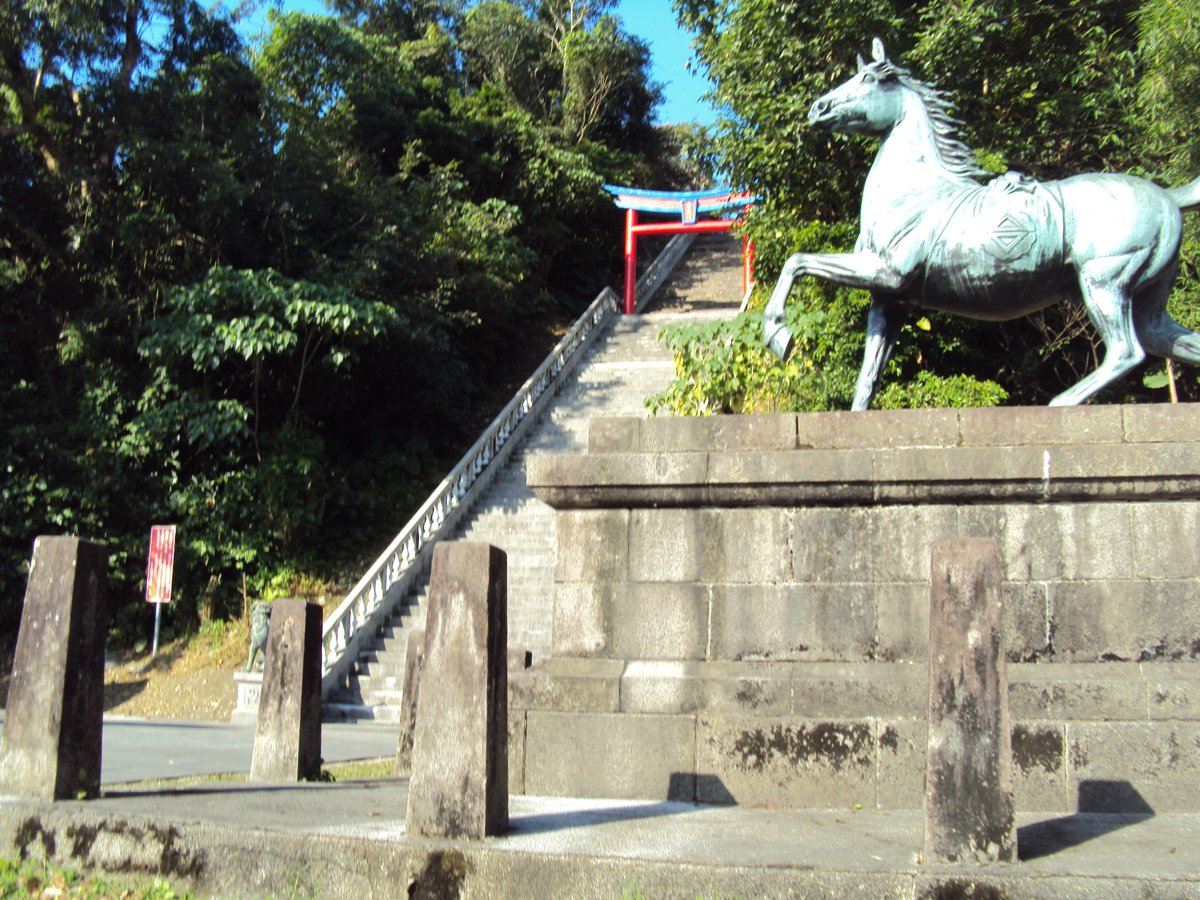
[870,58,989,181]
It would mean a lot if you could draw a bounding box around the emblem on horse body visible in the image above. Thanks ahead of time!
[763,39,1200,409]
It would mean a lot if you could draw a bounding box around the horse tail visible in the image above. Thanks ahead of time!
[1168,175,1200,212]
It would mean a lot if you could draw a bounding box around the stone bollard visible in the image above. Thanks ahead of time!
[250,599,323,782]
[925,538,1016,864]
[0,537,108,801]
[406,542,508,839]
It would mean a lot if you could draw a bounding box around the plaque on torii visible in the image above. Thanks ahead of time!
[603,185,758,314]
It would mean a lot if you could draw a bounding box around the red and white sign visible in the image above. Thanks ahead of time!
[146,525,176,604]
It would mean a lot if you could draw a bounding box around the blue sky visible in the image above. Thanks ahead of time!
[236,1,716,126]
[615,0,715,125]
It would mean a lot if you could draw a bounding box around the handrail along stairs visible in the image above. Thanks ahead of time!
[320,233,695,697]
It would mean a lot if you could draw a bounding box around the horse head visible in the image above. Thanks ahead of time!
[809,38,904,136]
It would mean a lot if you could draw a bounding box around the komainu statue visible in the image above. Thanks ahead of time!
[246,600,270,672]
[763,39,1200,409]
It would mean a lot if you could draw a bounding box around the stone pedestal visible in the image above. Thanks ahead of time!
[250,600,323,782]
[925,538,1016,864]
[407,542,508,839]
[232,671,263,725]
[0,536,108,801]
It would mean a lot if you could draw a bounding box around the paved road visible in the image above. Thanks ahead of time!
[0,715,400,784]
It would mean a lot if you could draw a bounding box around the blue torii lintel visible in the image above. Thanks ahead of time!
[603,185,759,225]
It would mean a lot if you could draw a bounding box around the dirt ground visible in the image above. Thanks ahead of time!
[101,619,250,721]
[0,619,251,722]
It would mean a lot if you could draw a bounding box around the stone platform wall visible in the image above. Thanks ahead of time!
[512,405,1200,813]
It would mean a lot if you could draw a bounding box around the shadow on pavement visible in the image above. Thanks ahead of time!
[1019,780,1154,861]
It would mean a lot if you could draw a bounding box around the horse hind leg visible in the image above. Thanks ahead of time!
[1133,262,1200,367]
[1050,257,1147,406]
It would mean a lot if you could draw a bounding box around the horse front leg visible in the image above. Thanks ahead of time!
[762,251,907,359]
[852,296,906,411]
[763,254,803,358]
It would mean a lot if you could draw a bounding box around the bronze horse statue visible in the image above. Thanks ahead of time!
[763,39,1200,409]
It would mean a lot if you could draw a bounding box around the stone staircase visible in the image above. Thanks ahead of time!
[323,234,746,721]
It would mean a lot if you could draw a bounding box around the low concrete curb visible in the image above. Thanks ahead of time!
[1,781,1197,898]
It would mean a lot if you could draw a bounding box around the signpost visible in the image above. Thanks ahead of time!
[146,525,176,657]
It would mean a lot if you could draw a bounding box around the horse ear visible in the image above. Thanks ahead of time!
[856,52,867,72]
[872,37,887,63]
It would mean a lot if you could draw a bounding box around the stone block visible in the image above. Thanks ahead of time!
[875,445,1044,489]
[997,504,1061,582]
[792,507,876,584]
[697,716,877,809]
[610,584,708,661]
[1051,580,1200,662]
[1130,502,1200,580]
[554,510,628,583]
[629,508,700,582]
[1051,441,1198,482]
[630,413,797,453]
[795,408,960,450]
[529,452,709,507]
[619,661,701,714]
[393,628,425,775]
[1009,663,1146,721]
[509,658,621,713]
[711,585,876,662]
[1146,663,1200,720]
[251,600,323,783]
[959,404,1122,448]
[925,538,1016,864]
[708,450,875,500]
[874,584,930,663]
[697,663,792,716]
[0,537,107,802]
[958,504,1035,582]
[587,417,639,453]
[407,543,508,839]
[1002,582,1051,662]
[876,718,926,809]
[551,583,611,657]
[1067,721,1200,813]
[698,509,792,585]
[870,505,960,584]
[524,711,696,800]
[1122,402,1200,443]
[1011,723,1068,812]
[791,663,925,719]
[1044,504,1134,581]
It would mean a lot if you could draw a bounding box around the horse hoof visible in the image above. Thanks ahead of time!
[764,320,795,359]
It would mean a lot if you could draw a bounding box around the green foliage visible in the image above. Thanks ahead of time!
[647,307,829,415]
[0,856,190,898]
[0,0,673,638]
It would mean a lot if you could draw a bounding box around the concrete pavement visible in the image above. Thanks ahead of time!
[0,715,399,785]
[0,778,1197,898]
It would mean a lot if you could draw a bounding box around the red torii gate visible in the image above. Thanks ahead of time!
[603,185,759,314]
